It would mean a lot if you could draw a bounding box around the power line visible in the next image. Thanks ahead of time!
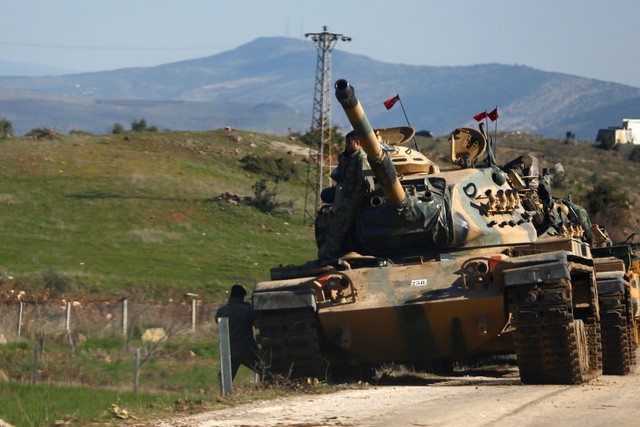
[0,40,225,52]
[302,26,351,227]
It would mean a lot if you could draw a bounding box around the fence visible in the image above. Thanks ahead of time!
[0,298,221,343]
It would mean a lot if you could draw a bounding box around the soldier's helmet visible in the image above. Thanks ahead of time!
[230,284,247,298]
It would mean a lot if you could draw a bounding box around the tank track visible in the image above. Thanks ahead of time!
[627,292,638,372]
[599,290,637,375]
[254,307,327,380]
[508,278,601,384]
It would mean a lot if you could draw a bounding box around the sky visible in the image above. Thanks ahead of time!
[2,0,640,87]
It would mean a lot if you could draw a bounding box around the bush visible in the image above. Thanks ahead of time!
[111,123,125,134]
[597,134,616,150]
[250,179,293,216]
[0,118,13,139]
[69,129,92,136]
[43,270,72,297]
[584,179,633,243]
[25,128,58,139]
[585,179,630,215]
[240,154,298,182]
[131,118,157,132]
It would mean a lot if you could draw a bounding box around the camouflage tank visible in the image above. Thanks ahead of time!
[251,79,635,384]
[592,241,640,375]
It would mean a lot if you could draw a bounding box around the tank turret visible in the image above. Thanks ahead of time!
[326,79,537,258]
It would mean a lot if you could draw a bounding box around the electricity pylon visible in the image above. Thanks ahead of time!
[302,26,351,227]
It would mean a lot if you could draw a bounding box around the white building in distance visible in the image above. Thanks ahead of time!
[596,118,640,145]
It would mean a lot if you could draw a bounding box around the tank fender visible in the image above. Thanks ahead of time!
[595,271,626,294]
[502,259,570,287]
[252,289,317,312]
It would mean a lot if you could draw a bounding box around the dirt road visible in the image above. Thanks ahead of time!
[154,354,640,427]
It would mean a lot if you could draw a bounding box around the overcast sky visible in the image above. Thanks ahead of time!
[2,0,639,87]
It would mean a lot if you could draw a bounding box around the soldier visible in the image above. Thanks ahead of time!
[317,130,370,260]
[215,284,260,382]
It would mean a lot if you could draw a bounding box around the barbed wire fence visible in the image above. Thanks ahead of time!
[0,297,222,391]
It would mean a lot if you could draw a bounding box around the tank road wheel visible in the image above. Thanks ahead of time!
[599,290,637,375]
[508,278,600,384]
[254,308,327,381]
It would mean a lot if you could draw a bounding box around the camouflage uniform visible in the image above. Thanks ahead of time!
[317,147,370,260]
[215,286,260,381]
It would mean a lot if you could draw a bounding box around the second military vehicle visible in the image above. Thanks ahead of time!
[252,79,637,384]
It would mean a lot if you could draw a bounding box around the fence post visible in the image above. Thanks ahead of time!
[191,298,197,333]
[122,298,128,338]
[32,341,39,384]
[17,301,23,337]
[65,302,71,331]
[134,348,141,393]
[218,317,233,396]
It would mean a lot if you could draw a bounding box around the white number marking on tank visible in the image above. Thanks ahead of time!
[410,279,428,287]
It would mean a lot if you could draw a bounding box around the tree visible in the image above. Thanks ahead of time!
[131,118,147,132]
[584,179,632,243]
[111,123,125,134]
[131,118,157,132]
[250,179,293,216]
[0,118,14,139]
[298,126,344,156]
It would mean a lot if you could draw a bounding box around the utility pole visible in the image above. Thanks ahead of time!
[302,26,351,226]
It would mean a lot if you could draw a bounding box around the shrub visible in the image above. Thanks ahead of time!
[584,179,633,243]
[25,128,58,139]
[250,179,293,216]
[299,126,343,157]
[0,118,13,139]
[131,118,158,132]
[240,154,298,182]
[43,270,72,297]
[69,129,92,136]
[111,123,125,134]
[597,134,616,150]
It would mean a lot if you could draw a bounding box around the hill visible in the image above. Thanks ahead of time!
[0,129,317,301]
[1,37,639,138]
[0,128,638,302]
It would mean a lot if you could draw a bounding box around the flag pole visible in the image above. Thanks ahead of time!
[493,105,498,156]
[396,95,420,151]
[483,110,496,167]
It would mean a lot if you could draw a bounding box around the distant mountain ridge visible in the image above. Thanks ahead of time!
[0,60,76,77]
[1,36,639,138]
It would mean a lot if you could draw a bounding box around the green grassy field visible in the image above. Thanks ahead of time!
[0,129,318,301]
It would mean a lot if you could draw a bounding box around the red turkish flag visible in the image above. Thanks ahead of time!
[473,111,487,122]
[488,107,499,122]
[383,95,400,110]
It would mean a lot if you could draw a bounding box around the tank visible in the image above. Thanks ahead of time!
[251,79,634,384]
[592,241,640,375]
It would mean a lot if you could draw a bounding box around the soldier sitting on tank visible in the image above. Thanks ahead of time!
[317,130,371,261]
[502,154,555,230]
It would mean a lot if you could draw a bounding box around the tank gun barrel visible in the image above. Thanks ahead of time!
[334,79,406,207]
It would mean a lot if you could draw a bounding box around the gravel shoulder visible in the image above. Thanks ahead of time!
[148,352,640,427]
